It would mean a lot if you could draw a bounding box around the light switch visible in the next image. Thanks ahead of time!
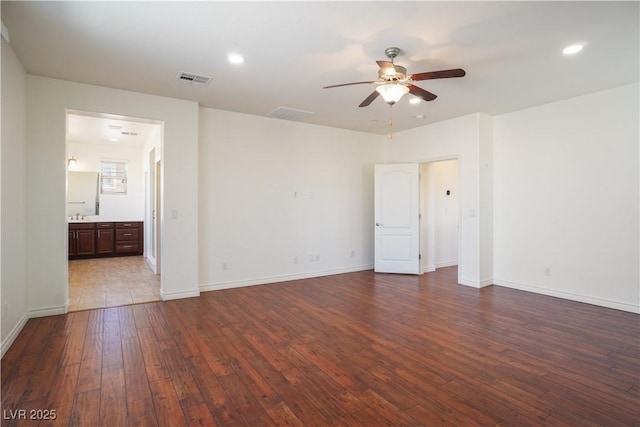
[171,209,178,219]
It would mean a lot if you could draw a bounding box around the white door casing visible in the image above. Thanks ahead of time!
[374,163,420,274]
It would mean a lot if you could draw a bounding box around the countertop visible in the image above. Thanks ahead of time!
[68,217,143,223]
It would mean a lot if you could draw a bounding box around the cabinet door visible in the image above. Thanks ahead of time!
[76,229,96,255]
[96,228,115,254]
[69,231,77,256]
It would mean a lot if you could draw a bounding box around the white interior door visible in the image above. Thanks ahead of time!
[374,163,420,274]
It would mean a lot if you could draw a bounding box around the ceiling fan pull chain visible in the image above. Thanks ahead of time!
[389,105,394,139]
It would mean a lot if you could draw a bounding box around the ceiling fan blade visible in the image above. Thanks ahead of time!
[323,81,375,89]
[410,68,466,81]
[376,60,397,77]
[359,91,380,107]
[408,84,437,102]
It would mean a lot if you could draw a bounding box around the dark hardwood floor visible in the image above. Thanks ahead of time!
[2,267,639,426]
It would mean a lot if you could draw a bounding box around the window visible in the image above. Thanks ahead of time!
[100,161,128,194]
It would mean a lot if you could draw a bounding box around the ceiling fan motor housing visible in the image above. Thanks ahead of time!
[379,65,407,81]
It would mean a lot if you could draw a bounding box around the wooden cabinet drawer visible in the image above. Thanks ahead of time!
[116,222,140,229]
[116,242,140,254]
[97,222,114,229]
[116,228,139,241]
[69,222,95,231]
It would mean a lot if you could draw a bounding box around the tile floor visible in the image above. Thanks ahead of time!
[68,256,161,312]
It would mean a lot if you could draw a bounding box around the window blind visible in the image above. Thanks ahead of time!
[100,161,128,194]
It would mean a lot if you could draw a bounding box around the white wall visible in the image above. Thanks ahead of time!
[67,141,144,220]
[198,108,383,290]
[385,113,493,287]
[421,160,459,272]
[493,84,639,313]
[26,76,199,316]
[1,41,29,355]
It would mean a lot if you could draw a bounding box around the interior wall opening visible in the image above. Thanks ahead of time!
[65,109,163,311]
[420,159,460,276]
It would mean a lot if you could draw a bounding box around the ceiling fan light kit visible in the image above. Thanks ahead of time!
[376,83,409,105]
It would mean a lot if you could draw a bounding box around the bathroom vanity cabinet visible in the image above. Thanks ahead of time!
[69,221,143,259]
[69,223,96,257]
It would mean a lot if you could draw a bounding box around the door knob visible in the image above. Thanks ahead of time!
[376,222,383,227]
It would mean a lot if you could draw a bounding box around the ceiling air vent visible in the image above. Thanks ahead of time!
[266,107,314,122]
[177,71,212,86]
[121,131,139,136]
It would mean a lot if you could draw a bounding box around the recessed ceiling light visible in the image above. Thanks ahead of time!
[409,98,421,105]
[563,44,584,55]
[228,54,245,64]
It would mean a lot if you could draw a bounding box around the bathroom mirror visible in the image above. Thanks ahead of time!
[68,171,99,216]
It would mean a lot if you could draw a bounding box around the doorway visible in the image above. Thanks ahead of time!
[373,161,460,276]
[66,110,163,311]
[420,159,460,274]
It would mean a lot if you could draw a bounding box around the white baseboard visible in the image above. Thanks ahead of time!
[423,263,458,273]
[458,278,481,288]
[29,304,67,318]
[160,289,200,301]
[145,256,158,274]
[1,311,29,358]
[200,264,374,293]
[436,261,458,268]
[2,304,67,357]
[494,279,640,314]
[423,264,436,273]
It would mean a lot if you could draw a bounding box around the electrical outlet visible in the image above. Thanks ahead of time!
[293,256,299,264]
[222,262,229,271]
[351,250,355,258]
[315,255,320,262]
[544,267,551,276]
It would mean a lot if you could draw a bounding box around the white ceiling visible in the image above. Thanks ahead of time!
[66,112,160,146]
[3,1,638,135]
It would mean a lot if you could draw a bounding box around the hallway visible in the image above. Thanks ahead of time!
[68,256,160,311]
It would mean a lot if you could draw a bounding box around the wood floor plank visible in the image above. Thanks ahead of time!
[99,364,128,427]
[40,362,80,426]
[126,397,159,427]
[69,389,101,427]
[1,267,638,426]
[148,378,188,427]
[186,355,246,426]
[75,332,103,393]
[1,318,42,384]
[136,327,170,383]
[19,334,66,403]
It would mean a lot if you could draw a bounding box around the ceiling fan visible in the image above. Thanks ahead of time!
[323,47,466,107]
